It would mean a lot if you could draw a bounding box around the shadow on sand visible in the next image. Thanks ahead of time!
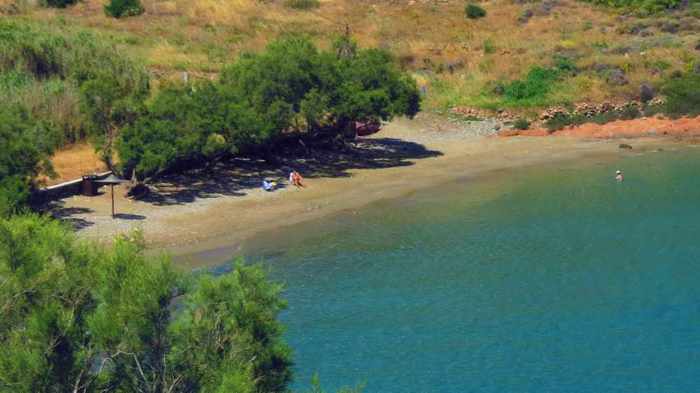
[113,213,147,220]
[49,204,95,230]
[141,137,443,206]
[43,137,442,228]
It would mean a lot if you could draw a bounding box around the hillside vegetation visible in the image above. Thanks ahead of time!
[0,17,419,212]
[1,3,699,391]
[3,0,700,115]
[2,0,700,202]
[0,20,148,144]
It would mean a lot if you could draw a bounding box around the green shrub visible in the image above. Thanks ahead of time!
[502,66,561,104]
[513,118,531,130]
[283,0,320,10]
[581,0,683,14]
[483,39,496,55]
[553,54,578,75]
[42,0,77,8]
[0,20,149,148]
[104,0,144,18]
[0,70,32,91]
[643,102,664,117]
[544,112,577,132]
[662,73,700,116]
[0,105,57,216]
[544,105,643,132]
[689,3,700,17]
[465,3,487,19]
[617,103,642,120]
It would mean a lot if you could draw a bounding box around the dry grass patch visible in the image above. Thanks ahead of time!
[5,0,700,110]
[42,143,107,185]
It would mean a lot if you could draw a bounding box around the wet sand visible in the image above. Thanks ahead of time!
[50,115,681,266]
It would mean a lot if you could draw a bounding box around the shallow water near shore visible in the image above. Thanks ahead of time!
[215,145,700,392]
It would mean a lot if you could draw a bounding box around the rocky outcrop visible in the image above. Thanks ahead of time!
[450,107,516,122]
[537,99,665,121]
[451,97,667,128]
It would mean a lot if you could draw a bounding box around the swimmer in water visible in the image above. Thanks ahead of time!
[615,170,624,182]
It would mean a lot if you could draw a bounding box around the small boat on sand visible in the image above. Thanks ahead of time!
[355,120,382,136]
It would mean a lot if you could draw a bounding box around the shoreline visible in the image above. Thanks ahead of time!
[49,115,695,267]
[172,136,685,268]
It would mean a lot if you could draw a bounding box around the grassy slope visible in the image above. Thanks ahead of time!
[2,0,699,114]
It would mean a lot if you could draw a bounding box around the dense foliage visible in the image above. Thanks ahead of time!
[0,21,148,212]
[465,4,487,19]
[0,106,56,216]
[41,0,78,8]
[581,0,684,13]
[502,67,560,104]
[495,58,577,108]
[0,20,149,147]
[513,118,531,130]
[662,72,700,116]
[0,215,292,393]
[104,0,145,18]
[118,36,420,179]
[283,0,320,10]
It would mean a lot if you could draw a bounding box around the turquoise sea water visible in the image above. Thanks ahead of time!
[223,146,700,392]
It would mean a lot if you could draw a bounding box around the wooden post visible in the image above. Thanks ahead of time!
[111,184,115,218]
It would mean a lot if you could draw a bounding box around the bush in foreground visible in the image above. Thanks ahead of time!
[0,214,292,392]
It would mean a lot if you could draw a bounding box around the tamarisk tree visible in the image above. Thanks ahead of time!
[0,215,292,393]
[117,36,420,179]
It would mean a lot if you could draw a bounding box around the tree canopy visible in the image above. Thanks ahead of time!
[0,21,148,213]
[0,215,292,393]
[0,106,57,216]
[117,36,420,179]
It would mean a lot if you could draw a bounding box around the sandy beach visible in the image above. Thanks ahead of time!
[47,114,692,265]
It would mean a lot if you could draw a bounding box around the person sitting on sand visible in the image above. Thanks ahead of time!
[615,170,624,182]
[289,170,305,188]
[293,171,305,188]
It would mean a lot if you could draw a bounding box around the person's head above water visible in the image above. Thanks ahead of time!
[616,170,622,175]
